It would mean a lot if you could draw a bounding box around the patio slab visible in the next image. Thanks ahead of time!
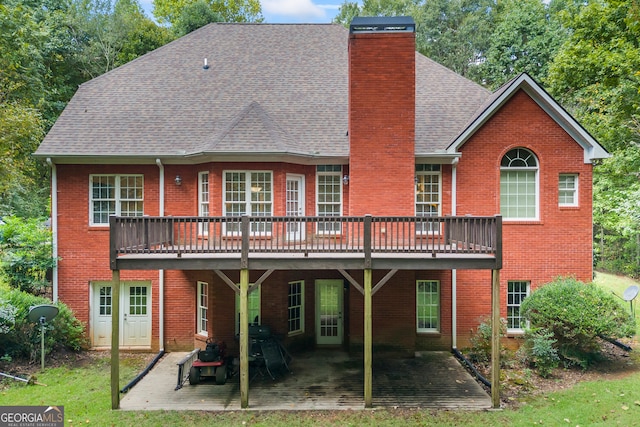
[119,350,491,411]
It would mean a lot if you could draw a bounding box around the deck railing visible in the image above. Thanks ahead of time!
[110,215,501,267]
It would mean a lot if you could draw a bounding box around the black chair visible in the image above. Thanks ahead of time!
[260,338,291,379]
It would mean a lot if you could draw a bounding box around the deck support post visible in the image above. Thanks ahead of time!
[364,268,373,408]
[110,269,121,410]
[239,268,250,409]
[491,268,501,408]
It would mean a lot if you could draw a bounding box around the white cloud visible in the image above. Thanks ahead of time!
[261,0,327,20]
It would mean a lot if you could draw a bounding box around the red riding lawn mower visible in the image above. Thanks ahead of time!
[189,338,233,385]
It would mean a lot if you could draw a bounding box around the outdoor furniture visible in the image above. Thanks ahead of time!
[247,324,292,380]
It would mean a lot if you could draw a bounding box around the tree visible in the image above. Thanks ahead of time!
[173,0,223,36]
[153,0,263,26]
[70,0,173,79]
[547,0,640,277]
[334,0,496,81]
[414,0,495,79]
[479,0,566,88]
[0,217,58,295]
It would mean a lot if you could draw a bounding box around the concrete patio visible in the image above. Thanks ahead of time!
[119,350,492,411]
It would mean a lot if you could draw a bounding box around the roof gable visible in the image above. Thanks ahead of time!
[447,73,609,163]
[195,101,301,155]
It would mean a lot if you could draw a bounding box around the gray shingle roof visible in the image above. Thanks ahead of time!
[36,23,491,162]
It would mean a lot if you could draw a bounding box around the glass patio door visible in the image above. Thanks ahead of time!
[286,174,305,241]
[315,280,343,345]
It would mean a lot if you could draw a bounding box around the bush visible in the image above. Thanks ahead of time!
[468,316,507,364]
[0,288,87,362]
[518,328,559,377]
[0,216,58,295]
[521,277,636,368]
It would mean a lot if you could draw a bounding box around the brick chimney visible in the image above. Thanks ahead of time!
[348,17,416,216]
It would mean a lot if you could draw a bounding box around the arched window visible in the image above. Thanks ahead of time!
[500,148,539,220]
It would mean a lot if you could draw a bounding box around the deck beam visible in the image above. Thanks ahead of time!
[364,268,372,408]
[111,270,121,410]
[491,269,501,408]
[239,269,250,408]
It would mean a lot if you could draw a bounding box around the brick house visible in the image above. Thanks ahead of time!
[35,17,607,407]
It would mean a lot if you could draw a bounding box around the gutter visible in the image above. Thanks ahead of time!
[156,159,165,352]
[46,158,59,303]
[451,157,458,348]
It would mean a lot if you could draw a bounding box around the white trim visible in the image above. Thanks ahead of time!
[197,281,209,336]
[222,170,273,216]
[198,171,210,216]
[287,280,305,336]
[506,280,530,333]
[416,280,440,333]
[447,73,609,163]
[315,166,343,234]
[500,148,540,221]
[89,174,144,226]
[559,173,579,207]
[46,158,58,303]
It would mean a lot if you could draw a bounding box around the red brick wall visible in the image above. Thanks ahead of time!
[348,32,415,216]
[55,164,164,349]
[454,90,594,346]
[54,89,594,353]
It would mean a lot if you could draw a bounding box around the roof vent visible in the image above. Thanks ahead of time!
[349,16,415,34]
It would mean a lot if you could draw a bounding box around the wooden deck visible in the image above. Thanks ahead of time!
[110,215,502,271]
[119,351,492,411]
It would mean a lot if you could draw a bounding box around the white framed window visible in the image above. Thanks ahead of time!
[199,172,210,216]
[316,165,342,234]
[235,285,261,334]
[416,280,440,332]
[90,175,144,225]
[415,165,441,233]
[288,281,304,335]
[559,174,578,207]
[507,281,530,332]
[223,171,272,234]
[198,172,210,236]
[197,281,209,336]
[500,148,539,220]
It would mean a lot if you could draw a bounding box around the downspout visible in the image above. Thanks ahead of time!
[46,158,59,303]
[451,157,458,349]
[156,159,165,351]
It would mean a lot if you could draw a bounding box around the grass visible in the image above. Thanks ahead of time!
[3,358,640,427]
[594,271,640,335]
[1,272,639,426]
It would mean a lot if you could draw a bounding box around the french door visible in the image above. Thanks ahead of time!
[286,174,305,241]
[91,282,151,348]
[315,279,343,345]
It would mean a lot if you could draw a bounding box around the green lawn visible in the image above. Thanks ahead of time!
[2,272,639,426]
[594,271,640,335]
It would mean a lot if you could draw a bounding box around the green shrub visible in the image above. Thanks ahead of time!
[520,277,635,368]
[518,328,560,377]
[468,316,507,364]
[0,216,58,295]
[0,288,87,361]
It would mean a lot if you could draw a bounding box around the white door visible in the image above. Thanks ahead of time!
[91,282,151,348]
[286,174,305,241]
[122,283,151,347]
[92,284,113,347]
[316,280,343,345]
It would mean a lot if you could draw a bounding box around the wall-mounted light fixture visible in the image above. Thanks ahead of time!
[174,175,182,186]
[342,175,349,185]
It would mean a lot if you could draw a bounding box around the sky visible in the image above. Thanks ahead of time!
[139,0,352,24]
